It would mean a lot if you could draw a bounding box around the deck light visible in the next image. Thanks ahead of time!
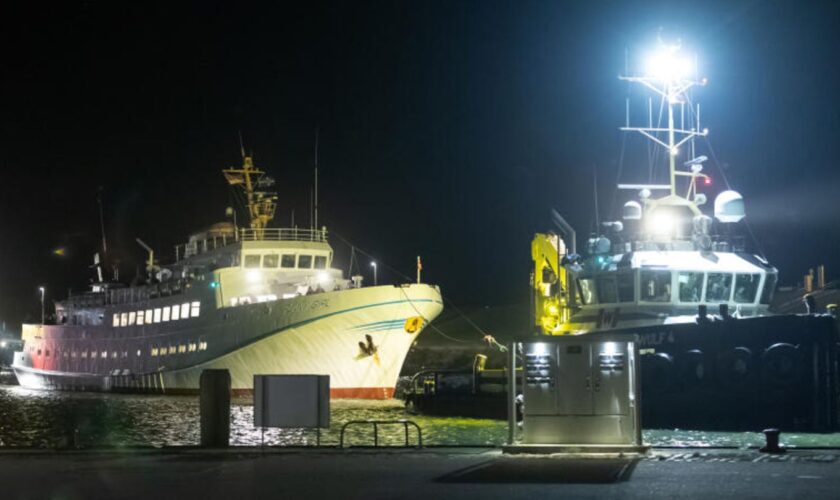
[645,44,692,82]
[370,262,378,286]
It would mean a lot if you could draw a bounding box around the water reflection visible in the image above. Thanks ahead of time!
[2,384,840,448]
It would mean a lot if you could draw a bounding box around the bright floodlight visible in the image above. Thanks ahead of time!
[645,44,693,82]
[646,210,676,236]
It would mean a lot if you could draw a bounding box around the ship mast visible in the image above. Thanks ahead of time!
[223,151,277,231]
[619,40,709,200]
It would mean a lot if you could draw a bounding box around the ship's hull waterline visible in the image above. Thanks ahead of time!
[13,284,443,399]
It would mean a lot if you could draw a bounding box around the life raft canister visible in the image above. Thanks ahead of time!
[404,316,424,334]
[761,343,800,389]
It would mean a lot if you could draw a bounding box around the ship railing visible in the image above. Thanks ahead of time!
[174,227,328,260]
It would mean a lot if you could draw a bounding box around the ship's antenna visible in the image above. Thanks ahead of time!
[97,186,108,256]
[238,130,246,159]
[314,127,319,231]
[592,164,600,232]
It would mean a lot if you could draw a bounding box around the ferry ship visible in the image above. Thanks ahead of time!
[12,153,443,398]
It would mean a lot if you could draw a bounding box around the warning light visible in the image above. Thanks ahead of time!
[704,177,712,185]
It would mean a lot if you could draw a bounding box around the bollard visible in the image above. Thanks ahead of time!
[760,428,785,453]
[200,369,231,447]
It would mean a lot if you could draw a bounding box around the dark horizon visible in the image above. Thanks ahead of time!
[1,0,839,326]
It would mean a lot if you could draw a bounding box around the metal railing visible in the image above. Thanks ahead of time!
[339,420,423,448]
[174,227,328,260]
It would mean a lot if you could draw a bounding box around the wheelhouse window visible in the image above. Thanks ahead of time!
[706,273,733,302]
[678,272,704,303]
[734,273,761,304]
[640,270,672,302]
[281,255,295,268]
[297,255,313,269]
[760,273,778,305]
[595,277,618,304]
[578,278,597,305]
[263,254,279,268]
[153,308,162,323]
[314,256,327,270]
[120,313,128,327]
[617,273,635,302]
[244,255,261,268]
[190,301,200,317]
[162,306,171,322]
[171,304,180,320]
[181,303,190,319]
[137,311,144,325]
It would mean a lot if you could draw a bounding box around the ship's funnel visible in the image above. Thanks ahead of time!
[714,190,745,223]
[622,201,642,220]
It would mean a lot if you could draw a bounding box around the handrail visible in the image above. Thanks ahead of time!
[174,227,328,260]
[339,419,423,448]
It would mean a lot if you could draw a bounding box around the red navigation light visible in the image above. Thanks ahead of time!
[704,177,712,185]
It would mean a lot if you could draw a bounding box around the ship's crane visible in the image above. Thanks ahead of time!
[531,232,574,335]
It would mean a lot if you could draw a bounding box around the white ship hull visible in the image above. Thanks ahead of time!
[13,284,443,399]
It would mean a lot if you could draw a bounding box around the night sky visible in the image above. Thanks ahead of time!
[1,1,839,326]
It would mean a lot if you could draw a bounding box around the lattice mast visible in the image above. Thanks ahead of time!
[223,151,278,230]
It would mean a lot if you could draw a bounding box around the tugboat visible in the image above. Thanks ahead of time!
[13,152,443,398]
[406,41,839,430]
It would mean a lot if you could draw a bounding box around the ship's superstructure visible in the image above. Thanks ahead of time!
[13,153,443,398]
[533,41,777,334]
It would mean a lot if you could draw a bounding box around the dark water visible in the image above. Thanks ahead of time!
[2,383,840,448]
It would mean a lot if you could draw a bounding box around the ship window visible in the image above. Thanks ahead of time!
[641,270,672,302]
[71,351,77,358]
[146,309,153,322]
[113,314,120,327]
[137,311,144,325]
[705,273,733,303]
[596,277,618,303]
[128,311,136,326]
[678,272,704,303]
[760,273,777,305]
[617,273,635,302]
[162,307,171,322]
[63,350,69,358]
[734,273,761,303]
[281,255,296,268]
[112,351,118,359]
[263,254,279,268]
[168,346,176,355]
[297,255,313,269]
[314,256,327,269]
[198,339,208,351]
[153,308,162,323]
[188,343,197,352]
[151,347,158,357]
[178,345,186,353]
[81,350,88,358]
[171,305,180,321]
[120,313,128,327]
[191,301,201,317]
[578,278,597,305]
[244,255,261,268]
[45,349,50,357]
[101,351,108,358]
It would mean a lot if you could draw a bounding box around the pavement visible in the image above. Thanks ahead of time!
[0,447,839,499]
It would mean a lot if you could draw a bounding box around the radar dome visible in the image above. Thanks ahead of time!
[714,190,745,223]
[622,201,642,220]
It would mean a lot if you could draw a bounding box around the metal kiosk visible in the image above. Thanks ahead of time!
[504,335,647,454]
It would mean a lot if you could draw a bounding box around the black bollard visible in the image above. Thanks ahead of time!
[200,369,231,448]
[759,428,784,453]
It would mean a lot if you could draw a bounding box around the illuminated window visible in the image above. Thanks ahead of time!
[151,347,159,356]
[263,254,279,268]
[314,256,327,269]
[244,254,261,268]
[198,341,208,351]
[188,343,197,352]
[145,309,153,322]
[153,308,162,323]
[281,255,295,268]
[178,345,186,353]
[122,351,128,358]
[297,255,312,269]
[101,351,107,359]
[191,301,200,317]
[81,350,88,358]
[120,313,128,327]
[678,272,704,303]
[71,351,77,358]
[113,314,120,327]
[734,273,761,304]
[640,270,672,303]
[63,350,69,358]
[706,273,733,303]
[136,349,141,357]
[137,311,144,325]
[168,346,176,355]
[171,305,180,320]
[181,303,189,319]
[230,297,239,307]
[111,351,118,359]
[128,311,136,326]
[162,307,171,322]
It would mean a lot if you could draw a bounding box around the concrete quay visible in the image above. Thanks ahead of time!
[0,447,838,499]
